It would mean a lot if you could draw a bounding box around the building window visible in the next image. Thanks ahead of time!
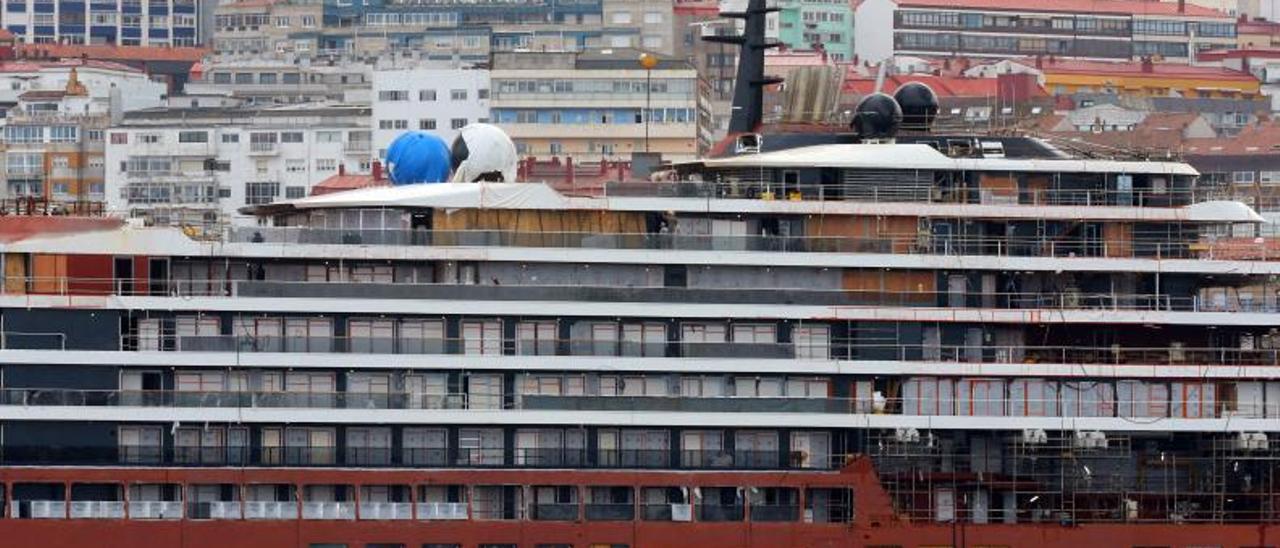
[110,132,128,145]
[644,11,662,24]
[234,73,253,84]
[450,118,467,130]
[378,90,408,101]
[477,88,489,99]
[49,126,78,143]
[280,132,304,143]
[259,73,277,85]
[450,89,467,101]
[379,120,409,130]
[245,182,280,205]
[139,133,160,144]
[418,119,437,130]
[419,89,437,101]
[285,159,306,173]
[178,131,208,143]
[221,133,240,143]
[611,11,632,24]
[316,158,336,171]
[286,186,306,199]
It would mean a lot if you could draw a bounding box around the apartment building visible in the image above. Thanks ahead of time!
[0,60,164,207]
[186,57,373,105]
[602,0,675,54]
[0,0,199,46]
[371,66,491,159]
[210,0,671,59]
[776,0,853,61]
[858,0,1237,61]
[104,104,372,227]
[489,48,710,163]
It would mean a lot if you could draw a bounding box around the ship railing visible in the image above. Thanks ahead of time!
[301,501,355,520]
[530,502,579,521]
[10,275,1238,313]
[697,502,745,522]
[187,501,241,520]
[94,336,1280,367]
[128,501,184,519]
[600,181,1203,208]
[222,227,1226,261]
[0,389,1269,422]
[14,500,67,519]
[584,502,635,521]
[243,500,298,520]
[415,501,468,520]
[68,500,125,519]
[749,503,801,522]
[641,502,694,522]
[357,501,412,520]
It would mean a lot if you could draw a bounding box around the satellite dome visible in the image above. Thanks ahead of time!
[851,93,902,139]
[385,131,452,185]
[450,123,519,183]
[894,82,939,131]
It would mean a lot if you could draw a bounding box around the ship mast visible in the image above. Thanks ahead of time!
[705,0,782,133]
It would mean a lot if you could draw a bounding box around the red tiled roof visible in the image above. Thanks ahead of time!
[1238,19,1280,35]
[899,0,1229,18]
[1196,47,1280,60]
[0,29,14,41]
[842,74,1040,98]
[15,44,208,63]
[0,58,140,74]
[310,173,389,196]
[1184,122,1280,155]
[1031,58,1258,83]
[1037,112,1209,153]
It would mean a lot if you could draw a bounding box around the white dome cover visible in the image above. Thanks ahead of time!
[451,123,519,183]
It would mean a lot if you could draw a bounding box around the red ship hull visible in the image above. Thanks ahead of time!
[0,459,1274,547]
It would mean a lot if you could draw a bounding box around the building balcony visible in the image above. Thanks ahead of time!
[301,501,355,520]
[248,142,278,155]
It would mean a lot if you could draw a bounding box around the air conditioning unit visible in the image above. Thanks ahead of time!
[1233,432,1268,451]
[1021,429,1048,445]
[1073,431,1107,449]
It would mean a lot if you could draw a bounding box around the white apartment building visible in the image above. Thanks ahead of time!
[0,0,199,46]
[105,104,373,228]
[371,67,490,159]
[0,59,165,112]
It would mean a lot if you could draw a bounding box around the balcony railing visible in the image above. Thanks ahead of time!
[224,227,1234,261]
[301,501,355,520]
[0,389,1268,422]
[90,333,1280,368]
[602,182,1198,208]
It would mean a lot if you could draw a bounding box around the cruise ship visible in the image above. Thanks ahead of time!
[2,4,1280,548]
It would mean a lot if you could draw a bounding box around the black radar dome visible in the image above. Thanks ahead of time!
[894,82,939,131]
[851,92,903,139]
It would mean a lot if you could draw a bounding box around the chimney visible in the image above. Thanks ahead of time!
[371,160,382,181]
[1178,0,1185,13]
[1141,56,1154,73]
[1035,55,1043,69]
[338,163,346,176]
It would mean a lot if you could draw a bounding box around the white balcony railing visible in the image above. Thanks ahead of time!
[416,502,468,520]
[128,501,184,519]
[23,501,66,519]
[207,501,242,519]
[69,501,126,519]
[358,502,413,520]
[244,501,298,520]
[302,501,356,520]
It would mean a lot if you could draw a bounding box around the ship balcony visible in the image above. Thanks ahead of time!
[415,501,468,520]
[602,181,1199,209]
[585,487,635,521]
[358,501,413,520]
[225,226,1235,261]
[244,501,298,520]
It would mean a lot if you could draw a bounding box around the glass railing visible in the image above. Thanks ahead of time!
[223,227,1229,260]
[0,388,1267,421]
[94,335,1280,368]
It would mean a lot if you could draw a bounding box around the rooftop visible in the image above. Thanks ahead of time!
[1184,122,1280,156]
[0,58,141,74]
[843,74,1018,98]
[899,0,1230,18]
[1028,58,1259,84]
[14,44,208,63]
